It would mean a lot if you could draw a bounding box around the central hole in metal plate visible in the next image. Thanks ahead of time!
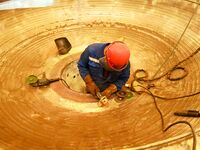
[61,60,86,93]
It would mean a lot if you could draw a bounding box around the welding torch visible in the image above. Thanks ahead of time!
[174,110,200,117]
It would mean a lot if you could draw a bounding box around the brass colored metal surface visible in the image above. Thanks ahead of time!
[0,0,200,150]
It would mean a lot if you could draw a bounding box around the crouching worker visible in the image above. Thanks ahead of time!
[77,41,131,102]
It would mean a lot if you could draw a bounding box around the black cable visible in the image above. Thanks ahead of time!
[130,47,200,149]
[136,85,197,150]
[183,0,200,5]
[133,47,200,82]
[152,91,200,100]
[166,67,188,81]
[150,3,199,81]
[132,48,200,100]
[59,78,71,89]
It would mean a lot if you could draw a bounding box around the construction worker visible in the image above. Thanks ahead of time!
[77,41,130,99]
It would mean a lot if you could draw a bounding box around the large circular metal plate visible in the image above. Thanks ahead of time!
[0,0,200,150]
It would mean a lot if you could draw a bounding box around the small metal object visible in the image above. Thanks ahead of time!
[54,37,72,55]
[174,110,200,117]
[96,92,107,101]
[96,92,109,107]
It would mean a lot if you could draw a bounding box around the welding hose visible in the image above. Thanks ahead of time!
[135,85,196,150]
[129,47,200,150]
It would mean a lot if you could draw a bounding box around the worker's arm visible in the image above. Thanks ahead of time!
[101,63,130,98]
[77,47,100,96]
[77,48,90,79]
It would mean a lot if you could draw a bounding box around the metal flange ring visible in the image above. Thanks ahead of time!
[116,91,127,98]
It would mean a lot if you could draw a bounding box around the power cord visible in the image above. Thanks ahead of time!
[135,85,197,150]
[133,47,200,83]
[130,46,200,149]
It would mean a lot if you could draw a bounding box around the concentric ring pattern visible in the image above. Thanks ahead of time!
[0,0,200,150]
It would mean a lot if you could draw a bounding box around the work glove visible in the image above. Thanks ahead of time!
[84,74,100,96]
[101,84,117,98]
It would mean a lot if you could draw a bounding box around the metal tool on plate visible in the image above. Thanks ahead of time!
[174,110,200,117]
[96,92,109,107]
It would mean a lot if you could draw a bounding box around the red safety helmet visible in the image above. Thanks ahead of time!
[105,41,130,70]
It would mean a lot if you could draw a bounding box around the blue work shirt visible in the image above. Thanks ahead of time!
[77,43,130,91]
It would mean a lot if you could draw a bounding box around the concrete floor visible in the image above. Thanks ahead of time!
[0,0,200,150]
